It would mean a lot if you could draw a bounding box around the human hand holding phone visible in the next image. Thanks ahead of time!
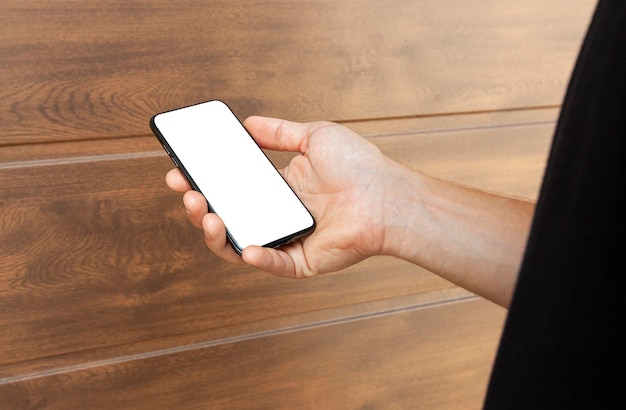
[166,112,533,308]
[166,115,401,278]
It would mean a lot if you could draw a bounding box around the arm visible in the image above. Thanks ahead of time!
[380,167,534,307]
[166,116,534,308]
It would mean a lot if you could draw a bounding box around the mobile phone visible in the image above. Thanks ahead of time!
[150,100,315,254]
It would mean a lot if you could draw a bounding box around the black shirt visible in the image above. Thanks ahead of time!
[484,0,626,408]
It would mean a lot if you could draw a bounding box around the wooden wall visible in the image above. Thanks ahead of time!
[0,1,595,408]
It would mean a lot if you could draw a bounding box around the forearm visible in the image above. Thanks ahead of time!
[381,162,535,308]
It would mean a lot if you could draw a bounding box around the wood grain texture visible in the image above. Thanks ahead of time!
[0,0,594,144]
[0,298,506,410]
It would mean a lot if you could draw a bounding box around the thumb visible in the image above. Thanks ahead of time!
[243,116,310,153]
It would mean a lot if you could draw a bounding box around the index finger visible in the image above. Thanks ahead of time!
[165,168,192,192]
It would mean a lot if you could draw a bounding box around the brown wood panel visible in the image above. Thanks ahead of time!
[0,298,506,410]
[0,0,594,144]
[0,114,552,376]
[0,106,559,164]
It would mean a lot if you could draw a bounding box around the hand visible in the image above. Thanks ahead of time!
[166,115,534,306]
[166,116,404,278]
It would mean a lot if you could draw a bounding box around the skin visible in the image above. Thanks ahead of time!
[166,116,535,308]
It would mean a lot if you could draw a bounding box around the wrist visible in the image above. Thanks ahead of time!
[378,162,431,261]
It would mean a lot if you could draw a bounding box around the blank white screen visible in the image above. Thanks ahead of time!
[153,100,314,250]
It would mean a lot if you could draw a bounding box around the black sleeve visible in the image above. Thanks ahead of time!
[484,0,626,408]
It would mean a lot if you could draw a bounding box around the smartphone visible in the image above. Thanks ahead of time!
[150,100,315,254]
